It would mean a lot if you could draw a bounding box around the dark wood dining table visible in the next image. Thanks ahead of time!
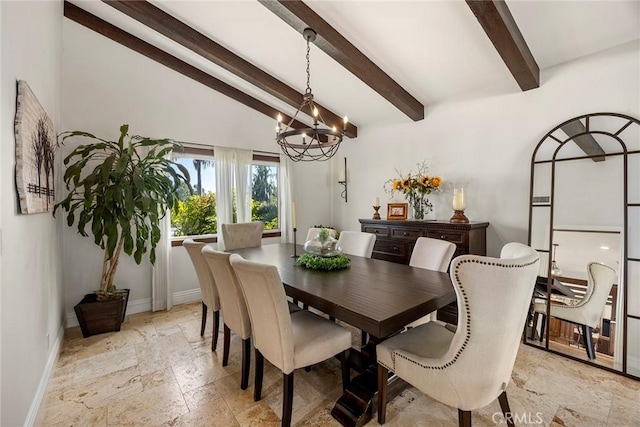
[229,243,456,426]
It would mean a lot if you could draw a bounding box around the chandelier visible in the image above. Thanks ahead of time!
[276,28,347,162]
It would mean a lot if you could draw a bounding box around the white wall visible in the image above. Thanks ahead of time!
[1,1,64,426]
[61,19,333,318]
[329,40,640,257]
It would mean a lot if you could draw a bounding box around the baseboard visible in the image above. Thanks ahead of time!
[172,288,201,305]
[24,324,65,427]
[65,291,200,327]
[627,355,640,377]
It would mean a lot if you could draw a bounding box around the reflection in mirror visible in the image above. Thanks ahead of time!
[527,228,622,371]
[527,112,640,377]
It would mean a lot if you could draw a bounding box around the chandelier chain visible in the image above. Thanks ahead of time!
[305,36,312,95]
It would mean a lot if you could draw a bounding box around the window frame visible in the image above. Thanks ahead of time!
[170,146,281,246]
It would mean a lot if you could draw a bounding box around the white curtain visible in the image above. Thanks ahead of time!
[151,147,173,311]
[279,154,294,243]
[235,149,253,223]
[215,147,236,249]
[152,210,172,311]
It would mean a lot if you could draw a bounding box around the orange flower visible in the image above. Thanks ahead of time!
[418,175,430,187]
[392,180,401,191]
[430,176,441,188]
[401,178,411,190]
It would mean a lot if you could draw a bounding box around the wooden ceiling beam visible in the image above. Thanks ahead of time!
[63,1,317,138]
[560,119,606,162]
[102,0,356,138]
[465,0,539,91]
[259,0,424,121]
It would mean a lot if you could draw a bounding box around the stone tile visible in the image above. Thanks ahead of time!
[73,343,138,384]
[135,331,197,375]
[173,352,230,394]
[34,399,107,427]
[141,366,175,391]
[234,401,281,427]
[107,379,189,425]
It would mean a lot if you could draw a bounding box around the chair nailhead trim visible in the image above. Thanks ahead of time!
[391,256,539,371]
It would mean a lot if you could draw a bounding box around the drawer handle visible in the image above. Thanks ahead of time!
[374,230,379,233]
[393,246,399,252]
[403,232,409,236]
[440,235,446,240]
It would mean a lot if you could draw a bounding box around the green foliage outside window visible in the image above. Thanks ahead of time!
[172,192,217,236]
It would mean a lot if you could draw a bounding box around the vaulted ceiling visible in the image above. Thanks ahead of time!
[64,0,640,137]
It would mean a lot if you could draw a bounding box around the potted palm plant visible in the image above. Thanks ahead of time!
[54,124,191,337]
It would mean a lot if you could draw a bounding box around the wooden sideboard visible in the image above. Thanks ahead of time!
[359,219,489,324]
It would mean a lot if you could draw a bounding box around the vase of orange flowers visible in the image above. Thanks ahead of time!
[384,161,442,220]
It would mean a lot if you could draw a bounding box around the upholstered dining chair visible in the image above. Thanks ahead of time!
[229,254,352,427]
[201,247,302,390]
[376,242,540,427]
[201,247,252,389]
[337,231,376,258]
[305,227,337,242]
[183,239,220,351]
[531,262,616,360]
[221,221,264,251]
[406,237,457,327]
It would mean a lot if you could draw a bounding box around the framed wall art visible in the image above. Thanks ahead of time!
[14,80,57,214]
[387,203,408,220]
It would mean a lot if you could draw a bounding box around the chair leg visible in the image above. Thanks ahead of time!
[254,349,264,401]
[200,302,208,336]
[377,364,389,425]
[582,325,596,360]
[282,372,294,427]
[340,349,351,391]
[530,312,539,340]
[498,391,514,427]
[539,313,546,343]
[458,409,472,427]
[222,324,231,366]
[241,338,251,390]
[211,310,220,351]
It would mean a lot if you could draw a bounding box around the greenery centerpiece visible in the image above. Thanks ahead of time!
[296,253,351,270]
[384,160,442,219]
[54,124,191,298]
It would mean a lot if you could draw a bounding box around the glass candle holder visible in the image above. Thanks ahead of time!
[450,185,469,223]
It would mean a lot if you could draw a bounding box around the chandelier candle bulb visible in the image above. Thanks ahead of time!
[343,116,348,131]
[338,170,345,182]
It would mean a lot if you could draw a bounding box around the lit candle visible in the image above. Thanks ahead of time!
[374,197,380,206]
[343,116,348,131]
[338,170,345,182]
[453,188,465,211]
[291,202,297,229]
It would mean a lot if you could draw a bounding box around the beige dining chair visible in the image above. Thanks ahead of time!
[406,237,457,327]
[201,247,252,389]
[183,239,220,351]
[229,254,352,427]
[531,262,616,360]
[201,247,302,390]
[376,242,540,426]
[221,221,264,251]
[337,231,376,258]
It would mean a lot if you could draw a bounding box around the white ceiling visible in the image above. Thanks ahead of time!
[68,0,640,129]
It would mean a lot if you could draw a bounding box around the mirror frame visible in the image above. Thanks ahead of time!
[527,112,640,378]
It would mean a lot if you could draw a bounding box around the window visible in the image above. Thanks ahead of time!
[170,147,280,239]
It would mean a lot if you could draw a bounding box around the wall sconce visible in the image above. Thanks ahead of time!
[337,157,347,202]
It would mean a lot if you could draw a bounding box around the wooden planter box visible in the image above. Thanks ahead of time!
[74,289,130,338]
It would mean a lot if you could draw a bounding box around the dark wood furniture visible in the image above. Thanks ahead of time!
[229,243,456,426]
[359,219,489,325]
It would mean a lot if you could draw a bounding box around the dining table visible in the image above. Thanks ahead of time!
[229,243,456,426]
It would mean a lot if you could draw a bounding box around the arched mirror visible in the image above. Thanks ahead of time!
[527,112,640,378]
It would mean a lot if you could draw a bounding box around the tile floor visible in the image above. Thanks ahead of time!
[36,302,639,426]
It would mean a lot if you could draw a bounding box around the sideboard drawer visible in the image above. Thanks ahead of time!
[426,230,466,245]
[373,239,407,256]
[363,225,390,238]
[391,227,423,240]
